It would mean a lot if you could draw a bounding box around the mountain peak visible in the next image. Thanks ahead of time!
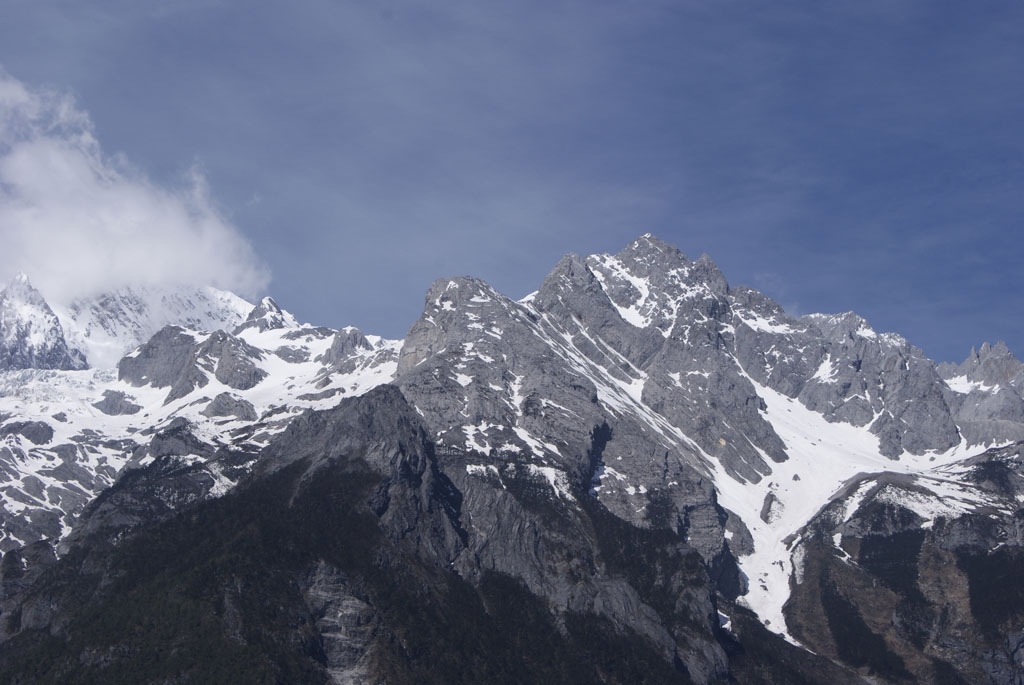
[692,253,728,295]
[800,310,900,345]
[0,274,87,371]
[235,295,298,334]
[4,234,1024,683]
[56,284,253,368]
[259,295,281,311]
[949,339,1024,389]
[963,340,1016,366]
[616,233,691,272]
[978,340,1013,359]
[3,271,45,304]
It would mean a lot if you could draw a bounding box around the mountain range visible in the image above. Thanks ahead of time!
[1,234,1022,683]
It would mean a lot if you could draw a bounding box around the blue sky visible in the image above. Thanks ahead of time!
[0,1,1021,361]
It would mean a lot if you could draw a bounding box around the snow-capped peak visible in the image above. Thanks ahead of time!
[53,284,253,369]
[584,239,721,337]
[235,296,299,333]
[8,271,31,288]
[1,273,87,371]
[4,272,43,305]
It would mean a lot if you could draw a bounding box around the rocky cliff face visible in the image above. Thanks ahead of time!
[1,235,1024,682]
[938,342,1024,446]
[783,441,1024,682]
[0,387,732,683]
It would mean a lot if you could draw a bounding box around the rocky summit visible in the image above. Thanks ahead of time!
[1,235,1023,683]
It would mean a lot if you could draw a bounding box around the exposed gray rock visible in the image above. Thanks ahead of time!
[0,438,130,551]
[302,562,378,683]
[144,417,215,461]
[60,443,255,553]
[940,341,1024,390]
[0,421,53,445]
[118,326,205,394]
[119,326,266,404]
[760,492,781,523]
[394,250,752,595]
[391,233,1022,625]
[0,540,56,608]
[939,342,1024,445]
[205,330,267,392]
[233,296,298,334]
[730,285,823,398]
[792,313,960,457]
[785,443,1024,683]
[283,326,336,342]
[274,345,309,363]
[60,284,252,370]
[318,327,373,369]
[264,385,728,682]
[949,388,1024,445]
[0,384,744,683]
[92,390,142,416]
[4,233,1024,682]
[201,393,257,422]
[260,385,465,564]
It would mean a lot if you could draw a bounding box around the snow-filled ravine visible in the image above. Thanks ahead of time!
[711,375,996,642]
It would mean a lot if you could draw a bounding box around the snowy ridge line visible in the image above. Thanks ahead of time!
[6,234,1024,656]
[56,284,255,370]
[0,301,401,551]
[395,242,1020,647]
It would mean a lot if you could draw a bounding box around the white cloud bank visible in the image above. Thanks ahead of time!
[0,68,269,305]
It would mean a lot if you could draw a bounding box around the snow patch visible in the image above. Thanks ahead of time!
[944,375,997,395]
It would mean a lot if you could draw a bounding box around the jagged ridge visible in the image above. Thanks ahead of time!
[2,235,1024,682]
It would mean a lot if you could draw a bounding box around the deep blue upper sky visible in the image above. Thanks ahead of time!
[1,1,1021,361]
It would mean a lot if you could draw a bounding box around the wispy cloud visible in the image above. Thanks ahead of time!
[0,68,269,305]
